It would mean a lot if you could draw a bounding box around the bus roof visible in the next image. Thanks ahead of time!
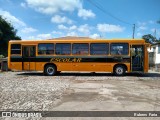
[9,38,146,44]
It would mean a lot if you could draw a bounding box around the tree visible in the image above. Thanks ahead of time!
[142,34,157,44]
[0,16,21,57]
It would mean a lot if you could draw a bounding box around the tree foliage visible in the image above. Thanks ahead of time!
[142,20,160,44]
[142,34,157,44]
[0,16,21,57]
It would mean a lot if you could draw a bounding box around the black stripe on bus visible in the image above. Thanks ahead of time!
[10,56,130,63]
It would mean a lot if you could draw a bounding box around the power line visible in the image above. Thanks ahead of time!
[86,0,138,38]
[87,0,132,25]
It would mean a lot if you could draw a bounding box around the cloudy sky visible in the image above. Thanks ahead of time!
[0,0,160,40]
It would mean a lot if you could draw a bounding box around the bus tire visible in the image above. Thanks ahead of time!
[114,65,126,76]
[44,65,56,76]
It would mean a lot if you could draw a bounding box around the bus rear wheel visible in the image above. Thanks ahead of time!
[44,65,56,76]
[114,65,126,76]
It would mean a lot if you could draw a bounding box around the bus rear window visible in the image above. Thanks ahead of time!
[110,43,129,55]
[72,43,89,55]
[11,44,21,55]
[90,43,109,55]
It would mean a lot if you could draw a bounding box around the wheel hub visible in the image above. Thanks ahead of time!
[47,67,54,75]
[116,67,123,75]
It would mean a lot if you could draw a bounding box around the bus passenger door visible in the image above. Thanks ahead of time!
[131,45,144,71]
[22,46,36,71]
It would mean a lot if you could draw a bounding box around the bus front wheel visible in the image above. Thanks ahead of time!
[44,65,56,76]
[114,65,126,76]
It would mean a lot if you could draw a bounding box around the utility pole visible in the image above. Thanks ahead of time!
[154,29,157,40]
[132,24,135,39]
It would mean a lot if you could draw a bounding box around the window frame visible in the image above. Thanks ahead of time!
[38,43,54,55]
[55,43,71,55]
[110,43,129,55]
[72,43,89,55]
[11,44,21,55]
[90,43,109,55]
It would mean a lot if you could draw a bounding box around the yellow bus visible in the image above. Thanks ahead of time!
[8,38,149,76]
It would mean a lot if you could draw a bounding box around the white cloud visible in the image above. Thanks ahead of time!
[149,20,154,24]
[37,34,52,39]
[0,9,39,40]
[57,24,92,36]
[137,21,146,26]
[21,27,37,33]
[28,33,52,40]
[51,15,73,24]
[78,24,91,34]
[52,31,64,38]
[57,25,78,31]
[138,26,147,30]
[0,9,26,28]
[78,9,95,19]
[27,36,36,40]
[137,21,147,31]
[20,2,27,8]
[25,0,96,20]
[67,32,78,36]
[137,32,142,37]
[52,31,63,35]
[97,24,125,33]
[69,25,77,30]
[57,24,68,30]
[90,34,101,39]
[26,0,82,15]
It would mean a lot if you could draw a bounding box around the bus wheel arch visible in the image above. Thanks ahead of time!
[44,63,57,76]
[113,64,127,76]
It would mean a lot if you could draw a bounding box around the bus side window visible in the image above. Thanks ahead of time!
[90,43,109,55]
[72,43,89,55]
[110,43,129,55]
[38,43,54,55]
[55,43,71,55]
[11,44,21,55]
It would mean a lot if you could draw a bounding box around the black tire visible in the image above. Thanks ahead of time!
[44,65,56,76]
[114,65,126,76]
